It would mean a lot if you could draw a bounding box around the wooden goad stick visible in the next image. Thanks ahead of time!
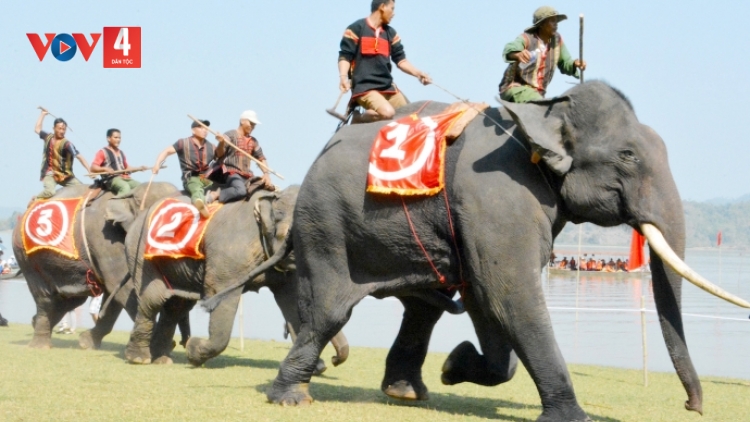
[187,114,284,180]
[579,14,585,84]
[38,106,74,132]
[86,165,164,178]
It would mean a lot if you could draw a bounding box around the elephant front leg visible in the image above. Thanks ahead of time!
[381,295,446,401]
[469,283,589,422]
[186,291,241,367]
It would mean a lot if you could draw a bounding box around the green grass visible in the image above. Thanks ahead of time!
[0,324,747,422]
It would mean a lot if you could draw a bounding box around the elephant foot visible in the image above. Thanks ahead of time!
[441,340,481,385]
[382,380,429,401]
[125,342,152,365]
[267,382,313,406]
[536,411,591,422]
[179,336,190,348]
[28,336,52,350]
[78,330,102,350]
[312,358,327,376]
[171,340,177,351]
[186,337,209,367]
[152,356,174,365]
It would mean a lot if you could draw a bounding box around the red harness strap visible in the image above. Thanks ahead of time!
[86,269,103,297]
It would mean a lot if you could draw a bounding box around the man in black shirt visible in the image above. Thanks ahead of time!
[338,0,432,123]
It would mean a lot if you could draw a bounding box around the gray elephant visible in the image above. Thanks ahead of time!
[121,186,349,370]
[12,182,179,350]
[205,82,750,420]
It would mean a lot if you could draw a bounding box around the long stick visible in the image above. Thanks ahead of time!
[38,106,74,132]
[86,165,159,177]
[139,171,157,211]
[579,14,585,84]
[187,114,284,180]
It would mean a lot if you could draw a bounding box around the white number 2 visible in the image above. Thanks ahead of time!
[155,213,181,239]
[35,209,53,237]
[380,123,410,160]
[114,28,131,56]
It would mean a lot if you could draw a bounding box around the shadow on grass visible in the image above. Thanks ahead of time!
[705,379,750,387]
[253,381,621,421]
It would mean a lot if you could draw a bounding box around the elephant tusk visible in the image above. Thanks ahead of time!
[641,223,750,309]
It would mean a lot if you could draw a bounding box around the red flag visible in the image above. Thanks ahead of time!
[627,229,646,272]
[717,231,722,247]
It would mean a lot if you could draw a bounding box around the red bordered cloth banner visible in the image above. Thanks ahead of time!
[144,198,222,260]
[22,197,84,259]
[367,111,464,196]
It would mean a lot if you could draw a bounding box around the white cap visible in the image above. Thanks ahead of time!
[240,110,261,125]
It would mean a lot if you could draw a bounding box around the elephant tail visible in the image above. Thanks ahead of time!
[201,234,293,313]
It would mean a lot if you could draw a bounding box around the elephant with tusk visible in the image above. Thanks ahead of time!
[223,81,749,420]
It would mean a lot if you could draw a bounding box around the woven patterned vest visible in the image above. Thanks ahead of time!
[499,32,562,97]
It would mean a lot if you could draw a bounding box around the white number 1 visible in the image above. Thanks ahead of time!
[114,28,131,56]
[380,123,410,160]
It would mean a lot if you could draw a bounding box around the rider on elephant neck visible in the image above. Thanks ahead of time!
[337,0,432,124]
[498,6,587,104]
[90,129,142,198]
[207,110,274,205]
[31,109,91,204]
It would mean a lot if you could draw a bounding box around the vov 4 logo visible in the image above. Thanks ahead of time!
[26,27,141,68]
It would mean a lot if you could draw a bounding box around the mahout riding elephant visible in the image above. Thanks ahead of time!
[121,186,350,370]
[204,81,750,420]
[12,182,181,350]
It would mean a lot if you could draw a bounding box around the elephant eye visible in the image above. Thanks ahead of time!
[619,150,640,163]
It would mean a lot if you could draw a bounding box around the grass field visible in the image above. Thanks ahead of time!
[0,324,747,422]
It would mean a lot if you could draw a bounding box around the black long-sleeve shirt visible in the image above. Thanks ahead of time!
[339,18,406,97]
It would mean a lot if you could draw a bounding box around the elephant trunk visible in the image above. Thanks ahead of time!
[639,179,703,414]
[329,330,349,367]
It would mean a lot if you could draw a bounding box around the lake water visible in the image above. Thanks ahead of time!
[2,229,749,380]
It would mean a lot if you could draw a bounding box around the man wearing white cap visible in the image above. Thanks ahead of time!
[207,110,273,204]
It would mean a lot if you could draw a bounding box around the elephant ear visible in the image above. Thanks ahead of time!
[105,198,137,232]
[501,97,572,176]
[254,194,278,255]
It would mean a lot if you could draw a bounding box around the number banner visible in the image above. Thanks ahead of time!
[144,198,222,260]
[367,111,464,196]
[22,198,84,259]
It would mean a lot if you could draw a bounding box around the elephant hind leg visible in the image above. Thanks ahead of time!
[151,297,194,364]
[79,295,122,350]
[125,273,170,364]
[29,295,86,349]
[267,272,367,406]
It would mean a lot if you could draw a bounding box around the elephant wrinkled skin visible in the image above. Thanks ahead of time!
[12,182,179,350]
[123,186,348,369]
[260,82,743,420]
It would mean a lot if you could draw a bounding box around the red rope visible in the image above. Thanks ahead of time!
[442,189,468,297]
[401,197,446,284]
[86,269,103,297]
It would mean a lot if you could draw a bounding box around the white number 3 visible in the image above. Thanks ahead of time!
[114,28,131,56]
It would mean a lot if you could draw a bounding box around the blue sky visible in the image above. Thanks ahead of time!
[0,1,746,208]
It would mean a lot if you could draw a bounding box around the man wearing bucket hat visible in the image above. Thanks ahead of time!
[206,110,274,204]
[152,118,216,218]
[499,6,586,103]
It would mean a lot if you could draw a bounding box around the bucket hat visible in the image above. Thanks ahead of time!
[525,6,568,32]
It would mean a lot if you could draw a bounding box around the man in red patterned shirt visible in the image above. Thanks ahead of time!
[207,110,274,204]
